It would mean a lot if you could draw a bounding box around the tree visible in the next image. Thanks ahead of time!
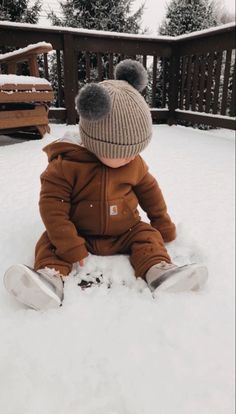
[0,0,42,65]
[48,0,145,106]
[153,0,219,107]
[0,0,42,24]
[148,1,222,128]
[159,0,218,36]
[48,0,144,34]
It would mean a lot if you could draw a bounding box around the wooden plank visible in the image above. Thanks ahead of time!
[0,83,52,91]
[205,52,215,113]
[179,56,187,110]
[0,91,54,103]
[109,53,113,79]
[43,53,49,80]
[97,52,103,81]
[0,105,46,118]
[176,24,235,42]
[198,54,206,112]
[49,108,67,121]
[191,55,200,111]
[56,49,63,107]
[0,114,49,129]
[0,44,53,64]
[0,128,44,137]
[63,33,77,124]
[142,55,147,69]
[28,56,39,76]
[0,21,172,49]
[37,124,50,137]
[168,53,180,124]
[162,58,167,108]
[74,36,172,57]
[0,106,49,129]
[85,51,90,82]
[7,62,17,73]
[140,55,147,99]
[230,59,236,117]
[176,31,235,56]
[150,108,169,122]
[151,55,158,108]
[0,26,62,50]
[176,110,236,130]
[185,55,193,110]
[221,49,232,115]
[213,51,223,114]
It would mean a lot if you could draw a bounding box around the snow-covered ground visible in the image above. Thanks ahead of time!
[0,124,235,414]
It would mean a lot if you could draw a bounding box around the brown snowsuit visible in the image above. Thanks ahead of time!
[35,140,176,278]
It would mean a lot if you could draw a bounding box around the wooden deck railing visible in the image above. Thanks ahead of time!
[0,21,235,130]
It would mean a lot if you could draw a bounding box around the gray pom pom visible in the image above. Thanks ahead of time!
[114,59,148,92]
[75,83,111,120]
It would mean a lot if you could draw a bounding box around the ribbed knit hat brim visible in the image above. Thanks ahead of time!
[80,128,152,158]
[79,80,152,158]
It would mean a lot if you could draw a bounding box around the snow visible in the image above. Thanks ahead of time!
[173,21,235,40]
[0,19,234,41]
[0,42,52,60]
[176,109,236,121]
[0,124,235,414]
[0,74,51,86]
[0,19,173,41]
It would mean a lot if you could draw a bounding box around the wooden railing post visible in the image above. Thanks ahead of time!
[168,49,179,125]
[63,33,78,124]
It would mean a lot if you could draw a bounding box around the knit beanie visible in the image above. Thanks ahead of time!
[75,59,152,159]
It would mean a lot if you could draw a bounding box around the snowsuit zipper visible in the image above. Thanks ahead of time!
[100,166,108,235]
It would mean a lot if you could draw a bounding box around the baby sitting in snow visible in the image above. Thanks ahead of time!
[4,59,208,310]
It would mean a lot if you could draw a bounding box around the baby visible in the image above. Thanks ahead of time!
[4,59,208,310]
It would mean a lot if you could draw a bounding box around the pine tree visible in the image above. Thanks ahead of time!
[48,0,144,34]
[159,0,218,36]
[0,0,42,24]
[0,0,42,62]
[150,0,219,127]
[48,0,145,106]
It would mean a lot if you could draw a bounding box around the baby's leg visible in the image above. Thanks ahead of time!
[119,222,171,279]
[34,231,72,276]
[119,222,208,292]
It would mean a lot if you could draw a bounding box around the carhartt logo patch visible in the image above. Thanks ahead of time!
[110,205,118,216]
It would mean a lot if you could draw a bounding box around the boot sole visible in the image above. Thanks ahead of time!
[154,264,208,293]
[4,264,61,310]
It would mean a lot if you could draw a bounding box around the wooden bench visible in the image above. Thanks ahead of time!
[0,42,54,138]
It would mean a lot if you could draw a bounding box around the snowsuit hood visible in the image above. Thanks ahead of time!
[43,139,96,164]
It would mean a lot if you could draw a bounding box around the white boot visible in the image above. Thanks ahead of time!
[146,261,208,293]
[4,264,64,310]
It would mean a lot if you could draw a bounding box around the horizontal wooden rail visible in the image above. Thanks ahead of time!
[0,21,235,130]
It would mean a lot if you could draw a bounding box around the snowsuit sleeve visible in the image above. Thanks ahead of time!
[134,158,176,242]
[39,157,88,264]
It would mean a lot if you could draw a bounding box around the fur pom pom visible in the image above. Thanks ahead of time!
[114,59,148,92]
[75,83,111,120]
